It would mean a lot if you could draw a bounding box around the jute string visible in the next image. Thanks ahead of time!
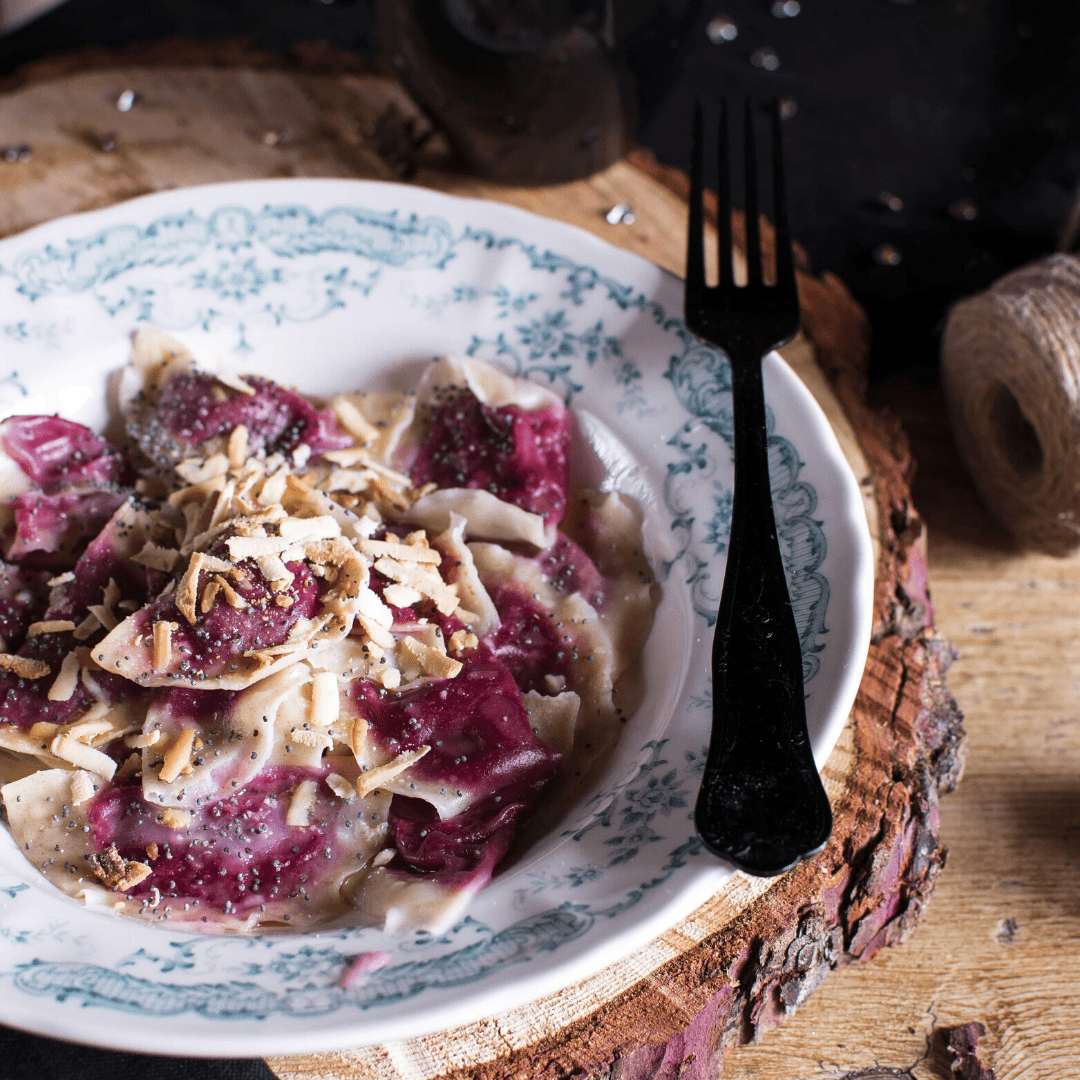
[942,253,1080,554]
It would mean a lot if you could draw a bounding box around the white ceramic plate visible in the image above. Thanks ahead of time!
[0,179,873,1056]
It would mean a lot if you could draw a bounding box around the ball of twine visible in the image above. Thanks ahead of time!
[942,253,1080,554]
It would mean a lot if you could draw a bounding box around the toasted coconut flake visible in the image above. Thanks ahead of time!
[51,732,117,779]
[102,578,121,610]
[373,556,458,616]
[323,448,412,487]
[70,770,97,805]
[0,654,50,678]
[133,541,180,573]
[309,671,339,728]
[200,554,233,573]
[168,474,227,510]
[349,715,369,757]
[175,454,229,484]
[383,583,423,608]
[28,721,60,742]
[249,638,311,660]
[114,752,141,783]
[227,424,249,470]
[27,619,76,637]
[331,396,381,445]
[213,575,248,609]
[200,579,221,614]
[399,635,462,679]
[355,613,395,650]
[152,620,176,671]
[160,807,192,829]
[216,371,256,396]
[225,534,293,560]
[287,779,318,826]
[87,605,118,631]
[176,551,206,625]
[257,465,290,505]
[256,554,293,586]
[72,612,101,641]
[47,572,76,587]
[355,746,430,798]
[206,478,237,531]
[289,728,332,749]
[378,666,401,690]
[125,729,161,749]
[158,727,196,784]
[279,515,342,543]
[448,629,479,655]
[322,468,378,495]
[86,844,152,891]
[326,772,356,800]
[79,701,109,725]
[64,716,116,743]
[47,650,81,701]
[359,538,441,564]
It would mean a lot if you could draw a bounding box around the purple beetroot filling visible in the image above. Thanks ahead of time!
[86,764,351,913]
[484,585,572,695]
[45,501,152,623]
[0,503,153,729]
[5,489,127,566]
[155,686,238,726]
[0,560,48,649]
[0,630,140,730]
[387,779,548,890]
[154,372,352,460]
[122,557,320,679]
[353,655,560,886]
[410,392,570,526]
[537,533,607,607]
[355,655,560,796]
[0,415,125,491]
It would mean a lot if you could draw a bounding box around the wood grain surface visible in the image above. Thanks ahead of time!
[1,55,1071,1080]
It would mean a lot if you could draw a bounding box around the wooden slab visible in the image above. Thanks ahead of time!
[0,58,960,1078]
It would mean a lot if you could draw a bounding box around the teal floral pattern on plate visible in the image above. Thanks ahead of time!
[0,179,873,1056]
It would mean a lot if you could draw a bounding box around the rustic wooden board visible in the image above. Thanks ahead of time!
[0,57,974,1078]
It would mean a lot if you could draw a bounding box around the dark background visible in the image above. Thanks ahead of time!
[1,1,1078,1076]
[3,0,1080,379]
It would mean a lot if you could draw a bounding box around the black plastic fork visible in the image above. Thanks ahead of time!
[686,99,832,876]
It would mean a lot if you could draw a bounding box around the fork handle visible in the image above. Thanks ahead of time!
[694,340,833,876]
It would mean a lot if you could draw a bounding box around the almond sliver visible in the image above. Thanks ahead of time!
[359,538,442,564]
[355,746,430,798]
[309,671,339,728]
[399,635,462,680]
[47,650,80,702]
[158,727,196,784]
[27,620,76,637]
[287,779,319,826]
[51,732,117,779]
[133,541,181,573]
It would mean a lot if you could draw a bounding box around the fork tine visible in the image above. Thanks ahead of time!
[686,97,706,290]
[743,100,762,287]
[771,99,796,299]
[717,99,735,289]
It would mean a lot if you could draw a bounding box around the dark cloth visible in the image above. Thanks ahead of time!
[0,1024,276,1080]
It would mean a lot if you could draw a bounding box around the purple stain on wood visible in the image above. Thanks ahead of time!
[944,1022,995,1080]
